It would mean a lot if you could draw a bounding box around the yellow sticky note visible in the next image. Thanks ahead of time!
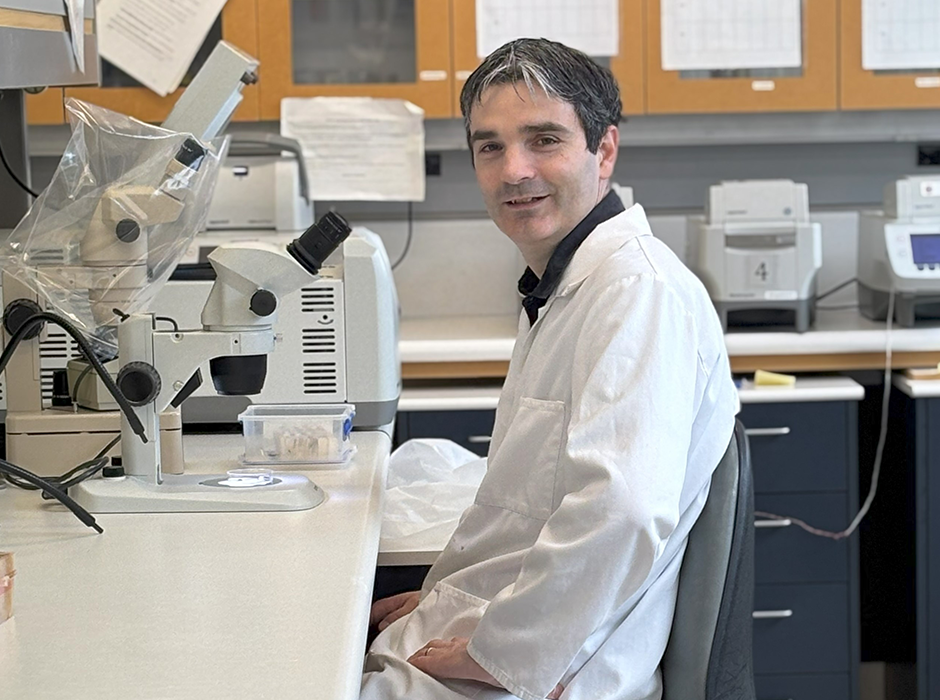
[754,369,796,387]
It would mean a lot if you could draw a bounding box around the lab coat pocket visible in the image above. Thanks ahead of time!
[475,397,565,521]
[397,581,490,651]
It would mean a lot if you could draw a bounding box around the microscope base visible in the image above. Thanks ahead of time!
[70,472,325,513]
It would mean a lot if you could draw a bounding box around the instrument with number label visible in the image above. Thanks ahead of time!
[688,179,822,332]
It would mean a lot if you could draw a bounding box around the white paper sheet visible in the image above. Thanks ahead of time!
[661,0,802,71]
[475,0,619,58]
[281,98,426,202]
[63,0,85,72]
[862,0,940,71]
[96,0,228,97]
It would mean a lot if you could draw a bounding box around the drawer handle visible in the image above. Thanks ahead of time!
[745,427,791,437]
[753,609,793,620]
[754,518,792,529]
[468,435,492,444]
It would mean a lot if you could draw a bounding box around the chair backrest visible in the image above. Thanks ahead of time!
[661,419,756,700]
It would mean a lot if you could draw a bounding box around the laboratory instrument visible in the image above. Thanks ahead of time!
[689,180,822,332]
[154,227,401,428]
[859,175,940,326]
[2,41,260,477]
[203,132,313,234]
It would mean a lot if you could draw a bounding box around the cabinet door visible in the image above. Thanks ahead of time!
[258,0,452,120]
[646,0,837,113]
[26,90,64,125]
[840,0,940,110]
[451,0,644,117]
[397,410,496,457]
[65,0,259,123]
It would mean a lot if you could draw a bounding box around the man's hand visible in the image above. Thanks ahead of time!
[408,637,564,699]
[370,591,421,631]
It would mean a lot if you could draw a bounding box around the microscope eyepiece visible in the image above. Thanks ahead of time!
[175,138,207,171]
[287,211,352,276]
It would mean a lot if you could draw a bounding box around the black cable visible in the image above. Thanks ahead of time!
[817,277,857,302]
[8,456,106,492]
[391,202,413,270]
[155,316,179,333]
[0,132,39,198]
[0,312,148,442]
[0,459,102,533]
[7,435,120,494]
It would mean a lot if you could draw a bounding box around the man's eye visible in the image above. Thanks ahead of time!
[536,136,560,146]
[479,143,500,154]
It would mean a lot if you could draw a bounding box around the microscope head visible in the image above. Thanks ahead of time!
[80,138,210,327]
[202,212,352,395]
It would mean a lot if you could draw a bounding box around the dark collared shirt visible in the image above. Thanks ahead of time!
[518,189,625,326]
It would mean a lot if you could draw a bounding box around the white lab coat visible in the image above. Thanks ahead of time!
[362,204,738,700]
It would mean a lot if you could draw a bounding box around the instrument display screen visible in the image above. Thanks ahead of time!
[911,234,940,265]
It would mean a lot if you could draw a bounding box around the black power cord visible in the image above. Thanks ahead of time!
[391,202,413,271]
[0,459,102,533]
[5,435,120,495]
[0,311,148,442]
[817,277,858,302]
[0,132,39,198]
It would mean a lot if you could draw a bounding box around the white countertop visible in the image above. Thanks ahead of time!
[0,431,390,700]
[399,376,864,413]
[737,376,865,404]
[894,374,940,398]
[399,309,940,364]
[399,315,518,363]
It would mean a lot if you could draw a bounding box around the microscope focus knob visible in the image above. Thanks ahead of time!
[249,289,277,317]
[115,219,141,243]
[3,299,44,340]
[118,362,162,406]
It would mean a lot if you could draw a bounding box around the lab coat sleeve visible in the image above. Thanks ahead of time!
[467,275,704,700]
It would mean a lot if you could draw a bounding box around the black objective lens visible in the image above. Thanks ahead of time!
[210,355,267,396]
[287,211,352,276]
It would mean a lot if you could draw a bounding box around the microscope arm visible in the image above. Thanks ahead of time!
[149,329,275,412]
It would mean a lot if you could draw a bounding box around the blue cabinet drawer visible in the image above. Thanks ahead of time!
[755,673,850,700]
[754,493,850,584]
[740,402,850,494]
[753,583,850,675]
[396,410,496,457]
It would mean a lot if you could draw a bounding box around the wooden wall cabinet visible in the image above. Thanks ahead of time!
[64,0,260,123]
[257,0,452,120]
[646,0,837,114]
[451,0,645,118]
[26,90,64,125]
[840,0,940,110]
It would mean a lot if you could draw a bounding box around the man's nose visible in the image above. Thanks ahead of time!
[501,144,537,185]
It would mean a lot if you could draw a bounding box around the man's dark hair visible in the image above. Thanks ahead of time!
[460,38,622,155]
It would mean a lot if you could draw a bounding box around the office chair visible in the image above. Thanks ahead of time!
[661,419,756,700]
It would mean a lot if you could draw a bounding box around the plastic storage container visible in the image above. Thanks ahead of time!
[238,404,356,466]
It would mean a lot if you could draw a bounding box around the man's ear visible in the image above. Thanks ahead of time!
[597,125,619,180]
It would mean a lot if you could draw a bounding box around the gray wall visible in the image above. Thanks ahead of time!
[23,119,940,320]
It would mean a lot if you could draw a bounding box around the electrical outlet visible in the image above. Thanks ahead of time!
[425,153,442,176]
[918,144,940,166]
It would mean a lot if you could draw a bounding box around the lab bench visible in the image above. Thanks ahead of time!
[398,308,940,379]
[392,377,864,700]
[0,431,390,700]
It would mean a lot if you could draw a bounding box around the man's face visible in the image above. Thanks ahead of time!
[468,83,616,253]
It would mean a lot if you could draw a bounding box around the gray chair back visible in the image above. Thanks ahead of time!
[661,419,756,700]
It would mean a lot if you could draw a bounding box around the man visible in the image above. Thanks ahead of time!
[361,39,737,700]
